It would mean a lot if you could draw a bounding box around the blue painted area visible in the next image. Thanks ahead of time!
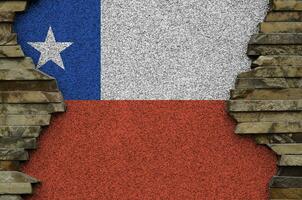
[15,0,100,100]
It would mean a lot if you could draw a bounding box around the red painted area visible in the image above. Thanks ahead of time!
[23,101,276,200]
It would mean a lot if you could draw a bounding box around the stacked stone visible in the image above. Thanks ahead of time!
[228,0,302,199]
[0,1,65,200]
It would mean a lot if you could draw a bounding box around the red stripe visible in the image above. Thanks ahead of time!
[23,101,276,200]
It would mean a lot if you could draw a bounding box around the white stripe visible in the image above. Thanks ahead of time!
[101,0,269,100]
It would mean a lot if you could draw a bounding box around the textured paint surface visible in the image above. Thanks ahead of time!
[23,101,276,199]
[15,0,100,100]
[102,0,269,99]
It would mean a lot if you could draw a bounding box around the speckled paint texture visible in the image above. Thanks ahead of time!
[102,0,269,99]
[15,0,100,100]
[23,101,276,200]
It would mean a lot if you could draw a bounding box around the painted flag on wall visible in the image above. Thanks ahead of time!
[14,0,277,199]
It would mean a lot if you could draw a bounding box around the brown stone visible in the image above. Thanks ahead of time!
[249,34,302,45]
[254,134,299,144]
[0,115,51,126]
[0,126,41,138]
[0,80,59,92]
[228,100,302,112]
[0,161,20,171]
[0,12,15,22]
[272,0,302,11]
[0,57,34,69]
[278,166,302,176]
[0,171,39,183]
[248,44,302,56]
[0,183,32,194]
[238,66,302,78]
[260,22,302,33]
[0,138,36,149]
[279,155,302,166]
[253,56,302,66]
[270,188,302,199]
[230,111,302,122]
[235,78,302,89]
[0,148,28,161]
[269,144,302,155]
[270,176,302,188]
[231,89,302,100]
[0,34,17,45]
[235,122,302,134]
[0,46,23,58]
[0,23,12,36]
[0,103,65,114]
[266,11,302,22]
[0,91,63,103]
[0,195,22,200]
[0,69,54,81]
[0,1,27,12]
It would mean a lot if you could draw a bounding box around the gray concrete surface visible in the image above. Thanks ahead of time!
[101,0,269,100]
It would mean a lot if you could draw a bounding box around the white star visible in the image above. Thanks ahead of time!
[28,26,73,70]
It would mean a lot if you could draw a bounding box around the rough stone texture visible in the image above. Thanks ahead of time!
[249,34,302,44]
[101,0,269,99]
[253,56,302,66]
[228,1,302,197]
[0,195,22,200]
[269,144,302,155]
[260,22,302,33]
[270,176,302,188]
[0,161,20,171]
[248,45,302,56]
[0,46,23,58]
[279,155,302,166]
[0,126,40,138]
[0,69,54,81]
[0,115,50,126]
[238,66,302,78]
[0,58,34,69]
[254,134,300,144]
[236,122,302,134]
[270,188,302,199]
[0,2,27,12]
[0,149,28,161]
[235,78,302,89]
[266,11,302,21]
[0,183,31,194]
[231,89,302,100]
[272,0,302,11]
[231,112,302,122]
[229,100,302,112]
[0,1,65,198]
[0,80,59,92]
[0,34,16,46]
[0,91,63,103]
[0,103,65,114]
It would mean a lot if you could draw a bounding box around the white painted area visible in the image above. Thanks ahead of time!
[101,0,269,100]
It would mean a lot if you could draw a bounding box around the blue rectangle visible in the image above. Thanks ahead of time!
[15,0,100,100]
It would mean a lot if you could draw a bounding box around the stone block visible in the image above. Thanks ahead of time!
[279,155,302,166]
[228,100,302,112]
[0,148,28,161]
[236,78,302,89]
[249,34,302,44]
[0,126,41,138]
[236,122,302,134]
[230,112,302,122]
[253,56,302,66]
[272,0,302,11]
[269,144,302,155]
[0,1,27,12]
[260,22,302,33]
